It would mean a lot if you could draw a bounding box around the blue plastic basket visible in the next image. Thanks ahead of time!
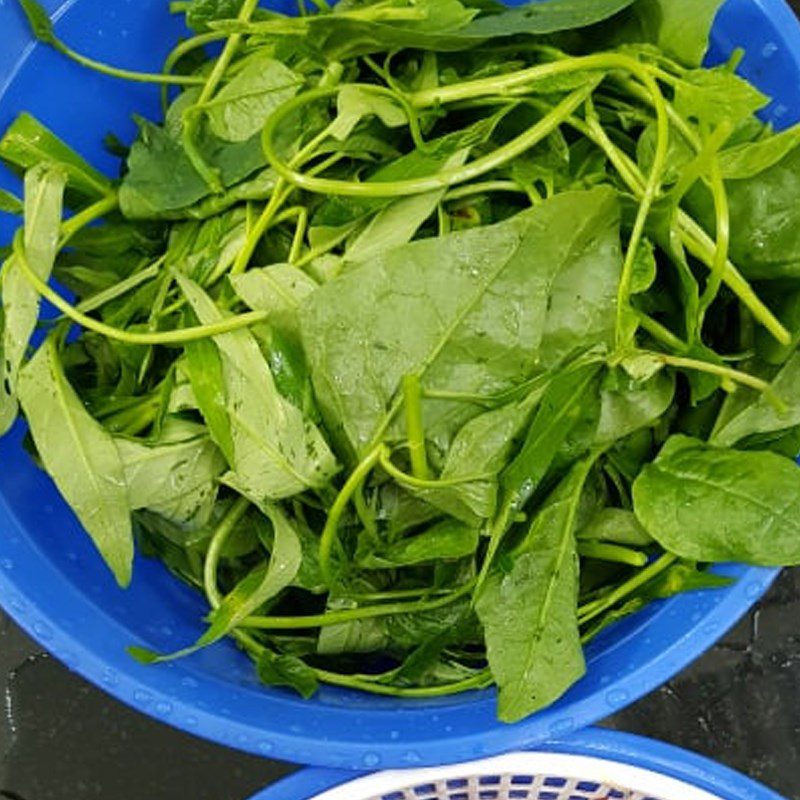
[0,0,796,772]
[250,729,786,800]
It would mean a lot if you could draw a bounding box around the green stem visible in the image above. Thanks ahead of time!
[75,258,164,315]
[203,497,251,609]
[443,180,528,202]
[319,445,383,586]
[314,667,491,697]
[240,579,475,629]
[161,31,227,112]
[54,41,204,86]
[59,193,118,246]
[263,84,597,197]
[14,235,268,346]
[636,312,688,352]
[578,553,677,625]
[402,374,430,480]
[231,180,291,274]
[379,449,493,490]
[577,541,648,567]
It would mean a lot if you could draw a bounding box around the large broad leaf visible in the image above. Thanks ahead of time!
[207,53,303,143]
[300,187,621,460]
[177,273,338,501]
[1,165,66,435]
[633,435,800,565]
[460,0,636,38]
[17,339,134,586]
[476,459,592,723]
[116,420,226,529]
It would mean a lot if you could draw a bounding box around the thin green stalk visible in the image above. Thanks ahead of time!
[636,312,688,352]
[698,154,731,328]
[161,31,228,112]
[319,445,383,586]
[53,41,204,86]
[443,180,527,202]
[263,84,597,197]
[240,579,475,629]
[578,553,677,625]
[577,541,648,567]
[59,193,118,246]
[314,667,491,697]
[203,497,251,608]
[14,235,268,346]
[231,180,291,274]
[379,449,493,490]
[75,258,164,315]
[402,374,430,480]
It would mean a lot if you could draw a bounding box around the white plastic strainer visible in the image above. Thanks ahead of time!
[302,752,721,800]
[250,730,784,800]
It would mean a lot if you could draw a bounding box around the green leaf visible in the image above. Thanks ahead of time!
[687,130,800,280]
[301,187,621,460]
[0,114,112,200]
[601,0,725,67]
[185,0,245,32]
[460,0,636,38]
[577,507,653,546]
[207,53,303,143]
[672,68,767,128]
[17,339,133,586]
[257,650,318,698]
[1,165,66,435]
[230,264,318,339]
[359,518,479,569]
[177,273,338,500]
[183,334,235,463]
[710,351,800,447]
[0,189,23,216]
[16,0,57,45]
[718,124,800,179]
[595,369,675,444]
[116,420,226,529]
[132,501,302,663]
[476,459,592,723]
[633,435,800,566]
[119,116,266,219]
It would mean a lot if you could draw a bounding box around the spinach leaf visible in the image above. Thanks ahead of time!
[710,351,800,447]
[0,190,23,216]
[633,435,800,566]
[0,114,111,200]
[301,187,620,460]
[476,459,592,723]
[460,0,637,38]
[17,339,134,586]
[359,519,479,569]
[186,0,245,32]
[1,165,66,434]
[672,68,767,128]
[577,507,653,547]
[177,273,338,500]
[207,53,303,143]
[257,650,319,698]
[230,264,318,339]
[719,125,800,179]
[116,420,225,529]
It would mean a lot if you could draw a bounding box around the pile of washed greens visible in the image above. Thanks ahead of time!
[2,0,800,723]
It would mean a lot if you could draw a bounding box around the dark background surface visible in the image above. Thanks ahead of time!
[3,1,800,797]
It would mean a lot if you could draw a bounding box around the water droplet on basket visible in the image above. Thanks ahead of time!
[32,622,52,641]
[606,688,629,707]
[404,750,422,763]
[703,621,720,637]
[155,701,172,716]
[363,752,380,768]
[0,558,12,570]
[184,715,198,728]
[257,740,274,754]
[389,730,400,740]
[133,690,151,705]
[762,41,779,58]
[181,676,199,689]
[746,581,765,599]
[549,717,574,737]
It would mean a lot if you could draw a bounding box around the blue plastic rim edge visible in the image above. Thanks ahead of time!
[0,0,795,771]
[249,728,787,800]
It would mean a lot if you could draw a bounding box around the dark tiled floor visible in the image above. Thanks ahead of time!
[3,1,800,797]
